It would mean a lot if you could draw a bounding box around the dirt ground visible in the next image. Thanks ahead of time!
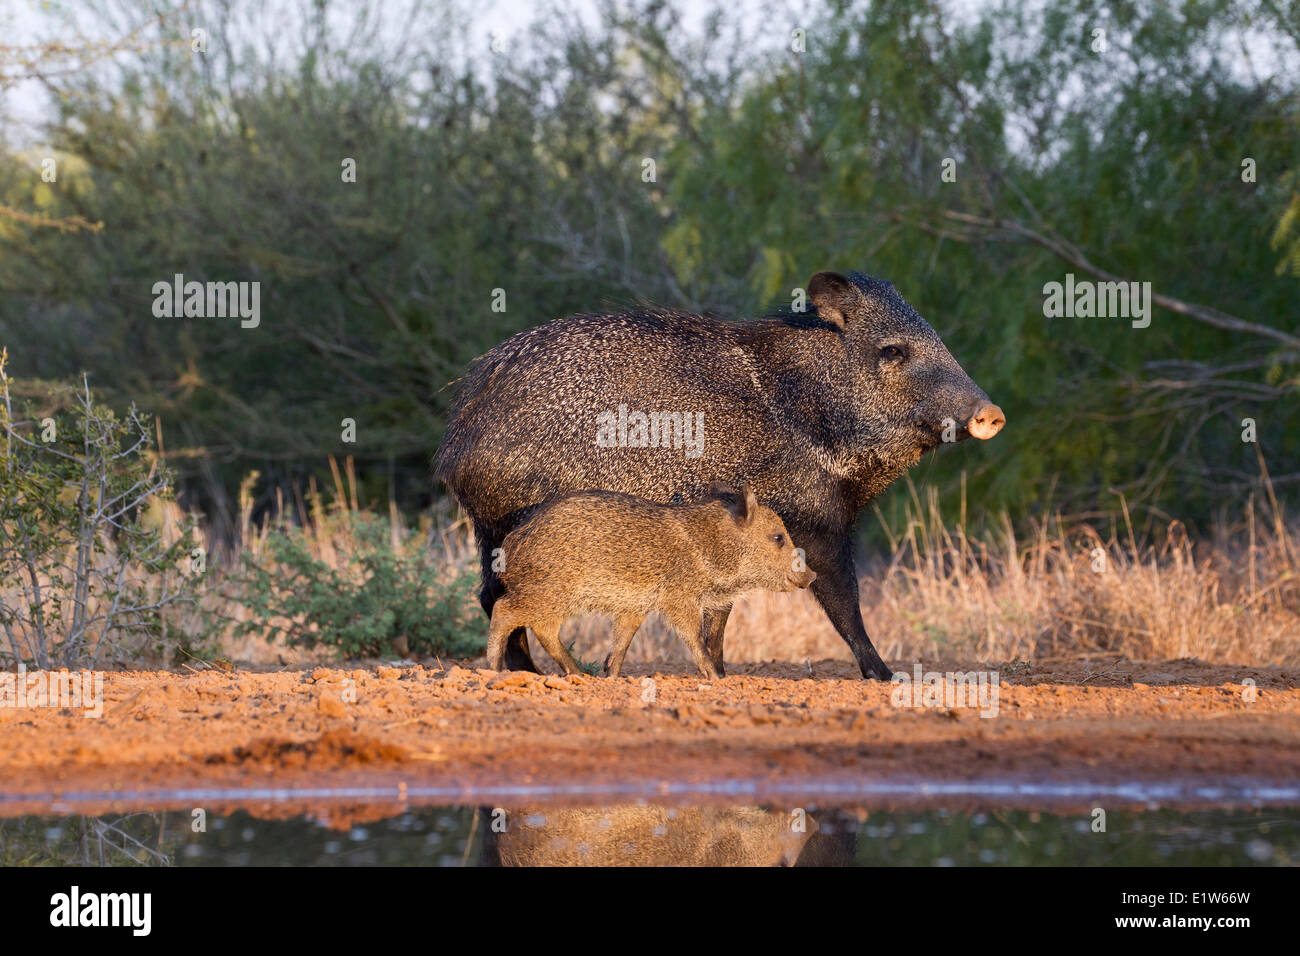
[2,655,1298,823]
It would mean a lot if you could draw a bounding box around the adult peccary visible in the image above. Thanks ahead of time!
[488,485,815,678]
[435,270,1006,680]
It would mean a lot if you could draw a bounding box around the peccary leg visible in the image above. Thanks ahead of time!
[485,599,517,671]
[666,605,723,680]
[529,621,584,676]
[806,534,894,681]
[701,605,731,676]
[477,533,539,673]
[603,614,644,678]
[502,628,539,672]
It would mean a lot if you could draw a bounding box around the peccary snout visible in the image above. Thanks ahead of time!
[967,403,1006,440]
[791,567,817,588]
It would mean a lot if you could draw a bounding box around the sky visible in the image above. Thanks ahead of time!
[3,0,1291,151]
[1,0,795,145]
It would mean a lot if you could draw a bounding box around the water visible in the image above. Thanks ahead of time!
[9,774,1299,810]
[3,805,1297,866]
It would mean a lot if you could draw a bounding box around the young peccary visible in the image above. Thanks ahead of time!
[487,486,815,678]
[437,270,1006,680]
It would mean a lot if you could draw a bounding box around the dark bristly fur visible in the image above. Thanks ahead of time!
[488,486,815,679]
[435,270,1005,680]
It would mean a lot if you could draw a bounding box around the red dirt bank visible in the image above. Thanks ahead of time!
[1,657,1297,820]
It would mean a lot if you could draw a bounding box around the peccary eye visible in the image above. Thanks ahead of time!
[879,344,905,362]
[772,534,785,547]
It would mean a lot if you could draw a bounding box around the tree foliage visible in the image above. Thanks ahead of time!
[1,0,1296,534]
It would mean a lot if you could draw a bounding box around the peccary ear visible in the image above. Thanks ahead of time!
[709,482,752,524]
[807,271,862,330]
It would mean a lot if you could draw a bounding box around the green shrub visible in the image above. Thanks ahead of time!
[235,512,485,659]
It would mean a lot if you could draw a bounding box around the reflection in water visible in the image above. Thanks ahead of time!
[480,807,855,866]
[1,806,1297,866]
[0,813,174,866]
